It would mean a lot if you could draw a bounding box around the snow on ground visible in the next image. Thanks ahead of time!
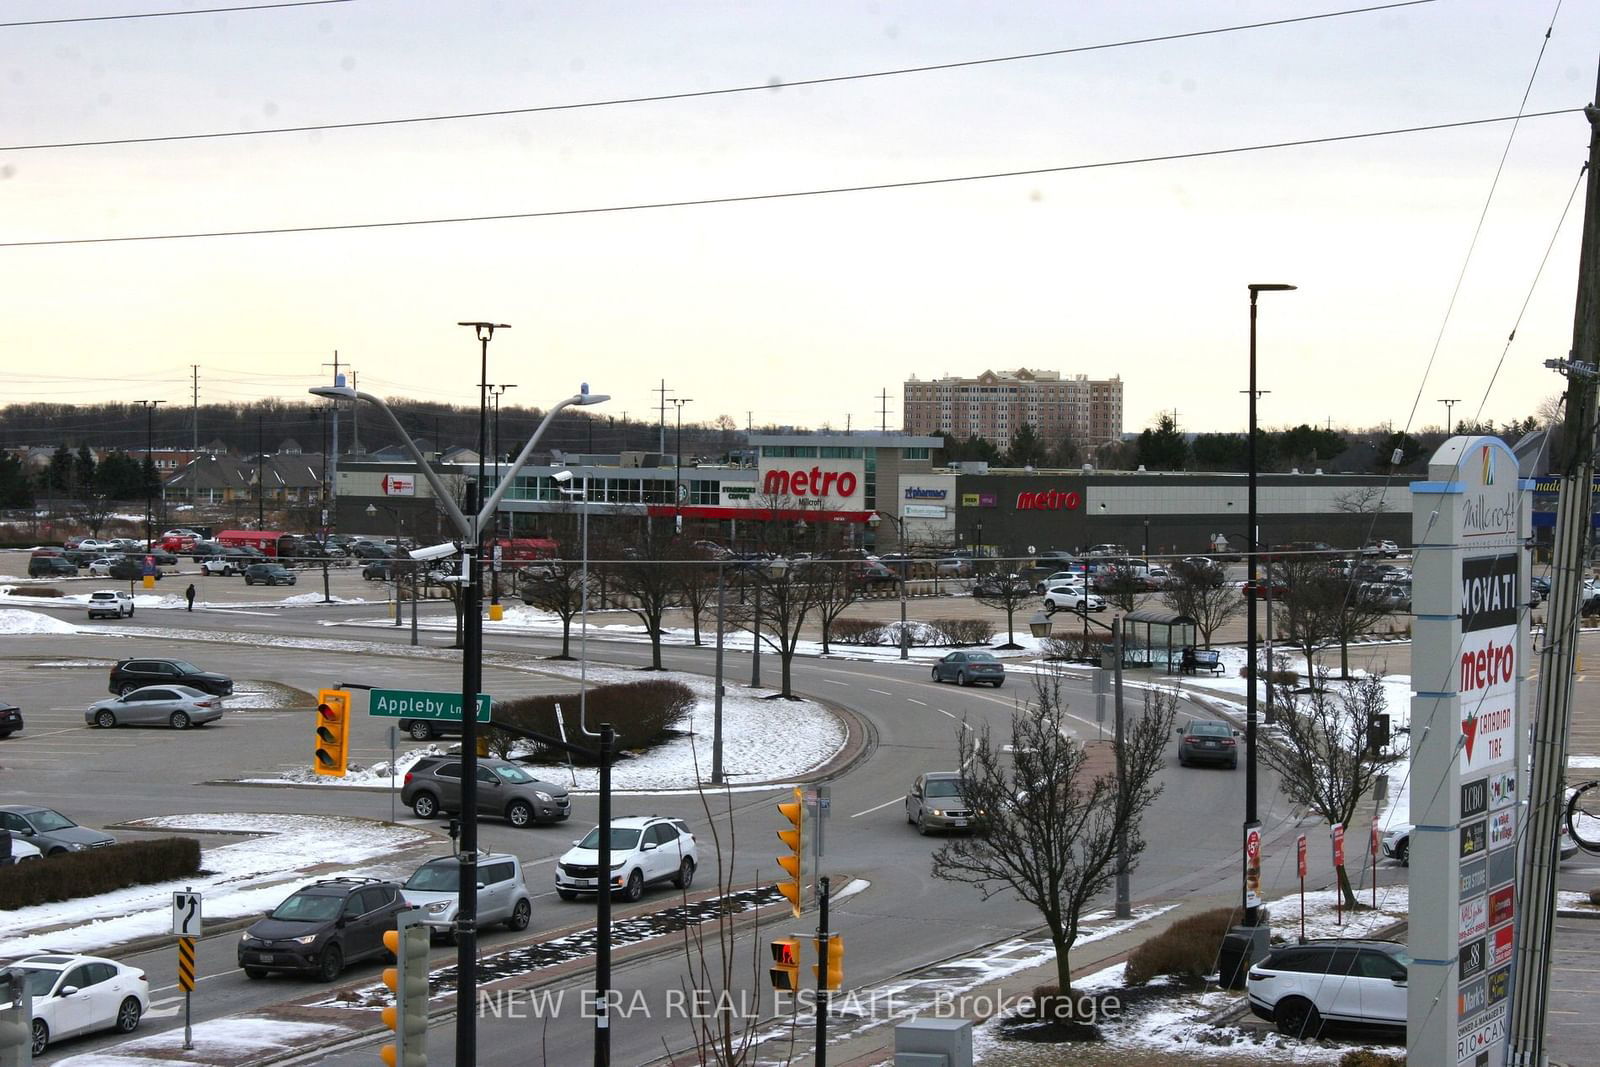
[0,814,434,957]
[279,591,369,606]
[1570,755,1600,768]
[0,607,84,634]
[53,1017,350,1066]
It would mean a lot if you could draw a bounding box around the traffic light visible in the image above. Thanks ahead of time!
[313,688,350,777]
[0,973,31,1067]
[812,933,844,991]
[380,917,429,1067]
[776,787,805,918]
[768,936,802,991]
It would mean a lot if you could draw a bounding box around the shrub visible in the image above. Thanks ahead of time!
[1124,907,1240,985]
[10,586,62,597]
[0,837,201,910]
[931,618,995,646]
[487,680,696,763]
[831,618,889,645]
[1041,634,1113,662]
[1339,1052,1405,1067]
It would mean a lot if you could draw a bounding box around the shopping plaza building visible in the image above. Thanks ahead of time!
[332,431,1413,559]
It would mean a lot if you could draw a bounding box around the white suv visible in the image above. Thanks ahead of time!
[1042,582,1105,613]
[555,816,699,902]
[1246,938,1408,1037]
[86,590,135,619]
[400,852,532,939]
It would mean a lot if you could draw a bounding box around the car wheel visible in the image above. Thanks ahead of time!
[30,1018,47,1056]
[957,672,968,687]
[675,858,695,890]
[317,944,344,982]
[623,869,644,902]
[507,898,532,930]
[170,711,192,729]
[96,709,117,728]
[506,800,534,828]
[244,967,268,979]
[916,814,930,836]
[992,678,1004,688]
[1396,839,1410,867]
[408,721,434,741]
[1273,996,1322,1038]
[1228,757,1238,769]
[115,996,142,1033]
[931,667,941,682]
[244,577,253,585]
[47,846,69,857]
[129,607,135,616]
[557,888,579,901]
[1178,752,1188,766]
[412,793,440,819]
[118,683,136,696]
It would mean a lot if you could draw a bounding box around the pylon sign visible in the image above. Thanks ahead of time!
[1407,436,1529,1064]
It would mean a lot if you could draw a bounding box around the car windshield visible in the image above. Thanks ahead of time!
[1189,722,1230,737]
[578,827,642,850]
[0,967,59,999]
[404,864,459,892]
[270,893,344,922]
[925,779,966,798]
[492,765,535,785]
[28,809,75,832]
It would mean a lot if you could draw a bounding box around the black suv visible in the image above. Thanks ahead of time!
[238,878,410,980]
[109,658,233,697]
[107,557,161,582]
[243,563,297,586]
[27,556,77,578]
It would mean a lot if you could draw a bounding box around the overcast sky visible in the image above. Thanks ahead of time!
[3,0,1595,440]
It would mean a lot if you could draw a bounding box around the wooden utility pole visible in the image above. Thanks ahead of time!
[1509,73,1600,1064]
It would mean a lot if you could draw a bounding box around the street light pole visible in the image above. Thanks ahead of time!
[488,383,516,607]
[1244,282,1295,929]
[672,397,694,533]
[134,400,166,550]
[872,511,910,660]
[1438,397,1461,434]
[313,363,609,1067]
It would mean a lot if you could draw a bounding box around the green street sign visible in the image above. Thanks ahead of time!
[369,689,492,723]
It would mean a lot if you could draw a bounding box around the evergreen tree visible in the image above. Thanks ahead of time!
[1190,433,1246,471]
[0,454,33,508]
[1135,414,1187,470]
[74,445,96,498]
[1005,422,1049,468]
[46,446,72,493]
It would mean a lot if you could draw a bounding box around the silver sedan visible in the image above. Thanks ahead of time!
[86,685,224,729]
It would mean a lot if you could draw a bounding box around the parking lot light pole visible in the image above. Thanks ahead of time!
[870,512,910,659]
[312,375,608,1067]
[1244,282,1295,928]
[134,400,166,550]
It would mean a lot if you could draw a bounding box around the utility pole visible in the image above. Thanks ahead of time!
[257,415,264,528]
[321,352,342,530]
[349,370,359,454]
[134,399,166,549]
[190,365,200,452]
[1113,616,1130,918]
[1509,76,1600,1065]
[655,379,672,454]
[878,388,892,432]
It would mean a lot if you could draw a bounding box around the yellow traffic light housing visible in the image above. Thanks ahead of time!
[769,936,802,991]
[812,933,844,991]
[313,687,351,777]
[380,918,429,1067]
[776,787,805,917]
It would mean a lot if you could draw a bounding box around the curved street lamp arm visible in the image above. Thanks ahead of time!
[315,387,472,537]
[476,393,608,528]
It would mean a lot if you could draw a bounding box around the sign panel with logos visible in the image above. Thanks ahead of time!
[1296,834,1307,880]
[904,487,947,500]
[902,504,946,519]
[1244,824,1262,908]
[381,473,416,497]
[757,457,864,507]
[1332,823,1345,868]
[1407,435,1529,1062]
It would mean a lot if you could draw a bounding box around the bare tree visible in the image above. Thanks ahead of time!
[1095,563,1146,615]
[1160,558,1242,647]
[754,559,830,698]
[1258,670,1402,907]
[970,563,1037,648]
[932,672,1178,1006]
[809,559,865,655]
[1271,557,1390,681]
[598,519,684,670]
[517,560,588,659]
[676,557,721,647]
[1330,485,1391,522]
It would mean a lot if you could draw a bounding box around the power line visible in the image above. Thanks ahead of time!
[0,0,354,30]
[1,108,1580,249]
[0,0,1436,152]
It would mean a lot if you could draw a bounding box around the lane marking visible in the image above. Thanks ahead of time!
[823,679,849,687]
[850,797,903,819]
[867,688,892,696]
[906,698,927,707]
[938,709,957,719]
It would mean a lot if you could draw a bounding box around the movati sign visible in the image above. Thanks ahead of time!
[1016,489,1081,511]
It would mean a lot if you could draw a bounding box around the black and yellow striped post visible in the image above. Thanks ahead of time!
[177,935,195,1049]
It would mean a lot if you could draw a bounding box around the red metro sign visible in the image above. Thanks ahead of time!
[1016,489,1081,511]
[763,468,859,499]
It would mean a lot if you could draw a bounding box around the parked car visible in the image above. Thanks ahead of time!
[1531,575,1551,604]
[107,557,159,582]
[854,561,902,587]
[1033,569,1087,593]
[87,557,119,577]
[1175,719,1240,769]
[86,590,135,619]
[1360,539,1401,558]
[930,650,1005,687]
[1241,577,1289,599]
[555,815,699,902]
[0,700,21,738]
[5,837,42,862]
[1,952,148,1056]
[934,558,973,578]
[346,541,395,560]
[243,563,297,586]
[1245,938,1409,1036]
[27,556,77,578]
[362,560,395,581]
[133,546,177,567]
[237,877,410,980]
[402,755,572,827]
[200,556,240,576]
[0,805,116,854]
[1381,819,1577,867]
[86,685,223,729]
[905,771,976,835]
[401,853,532,938]
[109,658,233,697]
[1042,583,1105,613]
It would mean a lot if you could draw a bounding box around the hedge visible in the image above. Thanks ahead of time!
[928,618,995,646]
[487,680,695,762]
[0,837,202,910]
[9,586,63,598]
[1124,906,1241,985]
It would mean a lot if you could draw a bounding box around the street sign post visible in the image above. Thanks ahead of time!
[1296,834,1308,941]
[369,689,491,723]
[1332,824,1345,926]
[172,889,201,1051]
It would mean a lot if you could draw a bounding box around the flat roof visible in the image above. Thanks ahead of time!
[749,432,943,448]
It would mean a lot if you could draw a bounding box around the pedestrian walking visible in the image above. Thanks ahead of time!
[185,583,196,612]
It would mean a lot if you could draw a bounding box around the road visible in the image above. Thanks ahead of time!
[1,557,1331,1064]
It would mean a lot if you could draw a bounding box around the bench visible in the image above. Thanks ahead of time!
[1182,649,1224,675]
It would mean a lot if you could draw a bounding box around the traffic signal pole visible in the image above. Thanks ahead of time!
[815,875,831,1067]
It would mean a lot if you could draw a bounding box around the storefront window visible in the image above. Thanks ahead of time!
[819,446,862,459]
[689,480,720,505]
[762,446,818,458]
[902,447,930,460]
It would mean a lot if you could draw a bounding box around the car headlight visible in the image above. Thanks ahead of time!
[240,933,254,944]
[425,901,452,914]
[534,791,553,802]
[66,842,88,851]
[291,934,320,945]
[930,809,945,817]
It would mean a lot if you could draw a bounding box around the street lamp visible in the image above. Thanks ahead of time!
[134,400,166,550]
[1244,282,1296,936]
[869,512,910,660]
[672,397,694,533]
[488,382,517,611]
[366,503,405,628]
[311,376,608,1067]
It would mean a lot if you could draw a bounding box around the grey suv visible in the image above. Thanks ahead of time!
[401,756,572,827]
[238,878,409,980]
[401,853,532,939]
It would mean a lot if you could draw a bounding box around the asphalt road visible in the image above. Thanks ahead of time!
[1,557,1333,1065]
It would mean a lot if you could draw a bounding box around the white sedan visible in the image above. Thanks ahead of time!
[86,557,120,577]
[1,953,149,1056]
